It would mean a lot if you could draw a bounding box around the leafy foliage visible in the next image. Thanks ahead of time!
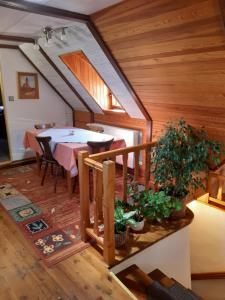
[114,206,136,234]
[140,190,182,222]
[126,180,146,221]
[126,179,181,222]
[152,120,223,199]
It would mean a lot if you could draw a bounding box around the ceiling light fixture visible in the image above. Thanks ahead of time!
[33,26,68,50]
[33,39,40,50]
[60,27,67,41]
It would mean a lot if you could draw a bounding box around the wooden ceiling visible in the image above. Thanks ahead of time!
[92,0,225,144]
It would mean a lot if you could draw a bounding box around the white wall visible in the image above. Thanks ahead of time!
[111,227,192,289]
[188,200,225,274]
[0,49,73,161]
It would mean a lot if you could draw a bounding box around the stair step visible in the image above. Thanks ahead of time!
[116,265,203,300]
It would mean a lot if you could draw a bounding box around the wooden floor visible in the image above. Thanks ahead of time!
[0,208,133,300]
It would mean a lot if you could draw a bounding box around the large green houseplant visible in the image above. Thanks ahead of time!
[152,120,222,215]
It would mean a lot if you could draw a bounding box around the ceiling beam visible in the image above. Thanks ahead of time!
[0,34,34,43]
[0,0,89,22]
[0,44,18,49]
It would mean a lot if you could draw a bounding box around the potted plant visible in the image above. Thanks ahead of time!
[114,205,136,248]
[152,119,222,216]
[141,190,182,222]
[127,181,146,232]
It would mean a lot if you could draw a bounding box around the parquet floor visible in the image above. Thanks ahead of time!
[0,164,132,300]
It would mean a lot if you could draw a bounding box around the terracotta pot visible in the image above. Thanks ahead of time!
[130,219,145,232]
[115,228,129,248]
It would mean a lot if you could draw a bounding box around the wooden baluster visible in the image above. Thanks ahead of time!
[97,171,104,223]
[93,169,103,236]
[145,145,151,189]
[103,160,115,266]
[134,150,139,183]
[93,169,99,235]
[122,153,128,201]
[78,151,90,242]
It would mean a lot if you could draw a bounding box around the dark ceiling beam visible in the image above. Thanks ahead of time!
[18,47,75,124]
[0,44,18,49]
[0,0,89,22]
[39,47,93,116]
[0,34,34,43]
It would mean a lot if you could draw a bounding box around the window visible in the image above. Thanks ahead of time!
[60,51,124,112]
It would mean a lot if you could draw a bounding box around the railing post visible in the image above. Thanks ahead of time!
[145,145,151,189]
[122,153,128,201]
[78,151,90,242]
[103,160,115,266]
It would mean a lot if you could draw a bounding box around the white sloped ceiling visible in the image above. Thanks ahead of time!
[38,22,145,119]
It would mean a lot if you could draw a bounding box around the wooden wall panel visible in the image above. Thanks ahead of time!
[92,0,225,143]
[61,51,110,109]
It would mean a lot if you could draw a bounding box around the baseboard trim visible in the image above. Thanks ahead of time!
[192,272,225,280]
[0,158,36,170]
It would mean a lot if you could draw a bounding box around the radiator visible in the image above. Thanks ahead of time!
[93,123,141,169]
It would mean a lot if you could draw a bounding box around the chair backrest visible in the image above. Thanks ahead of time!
[36,136,54,161]
[87,138,114,154]
[86,123,104,133]
[34,123,56,130]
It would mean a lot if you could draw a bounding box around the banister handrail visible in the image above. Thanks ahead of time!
[84,158,103,171]
[89,141,156,161]
[79,141,155,266]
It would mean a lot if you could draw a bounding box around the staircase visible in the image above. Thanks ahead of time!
[116,265,203,300]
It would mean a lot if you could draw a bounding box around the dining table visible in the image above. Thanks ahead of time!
[23,127,126,196]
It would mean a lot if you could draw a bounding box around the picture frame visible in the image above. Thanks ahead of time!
[17,72,39,99]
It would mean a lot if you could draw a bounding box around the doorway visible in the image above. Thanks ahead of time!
[0,79,10,163]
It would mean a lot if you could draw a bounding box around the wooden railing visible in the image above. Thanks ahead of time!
[78,142,156,266]
[198,171,225,207]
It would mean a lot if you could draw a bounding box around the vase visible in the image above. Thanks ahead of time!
[130,219,145,232]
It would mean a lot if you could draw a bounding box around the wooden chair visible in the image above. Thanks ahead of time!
[87,138,114,154]
[86,123,104,133]
[35,136,61,193]
[87,138,114,201]
[34,123,56,130]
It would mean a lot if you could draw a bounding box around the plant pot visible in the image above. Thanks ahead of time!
[130,219,145,232]
[115,228,129,248]
[171,197,187,219]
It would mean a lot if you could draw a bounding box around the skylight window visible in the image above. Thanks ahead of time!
[60,51,123,112]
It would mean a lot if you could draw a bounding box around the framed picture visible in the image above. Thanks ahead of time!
[17,72,39,99]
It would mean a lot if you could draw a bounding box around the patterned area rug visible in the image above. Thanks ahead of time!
[0,166,89,267]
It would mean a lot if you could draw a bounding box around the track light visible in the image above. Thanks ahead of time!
[43,26,54,47]
[33,39,40,50]
[60,27,67,41]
